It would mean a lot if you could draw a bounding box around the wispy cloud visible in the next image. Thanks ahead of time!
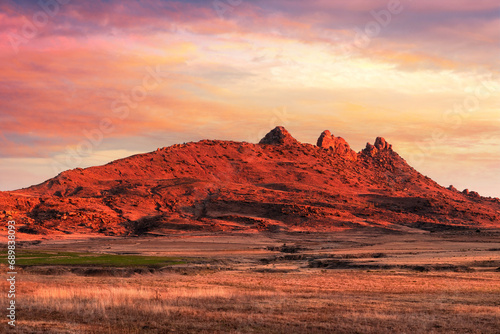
[0,0,498,196]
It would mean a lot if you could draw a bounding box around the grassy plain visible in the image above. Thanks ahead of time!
[2,230,499,333]
[1,251,185,267]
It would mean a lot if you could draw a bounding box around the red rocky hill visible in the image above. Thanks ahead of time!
[2,126,499,235]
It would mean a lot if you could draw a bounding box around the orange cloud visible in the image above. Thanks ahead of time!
[0,0,499,196]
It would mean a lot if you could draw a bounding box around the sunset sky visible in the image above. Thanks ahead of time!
[0,0,499,197]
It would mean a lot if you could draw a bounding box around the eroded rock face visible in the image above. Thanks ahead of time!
[463,189,480,198]
[317,130,357,161]
[259,126,299,146]
[469,191,480,198]
[362,137,393,156]
[375,137,392,150]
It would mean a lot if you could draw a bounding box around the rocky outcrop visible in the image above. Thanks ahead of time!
[316,130,357,161]
[375,137,392,150]
[469,191,480,198]
[463,189,480,198]
[259,126,300,146]
[362,137,393,156]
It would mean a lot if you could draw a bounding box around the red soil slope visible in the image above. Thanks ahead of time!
[1,127,499,235]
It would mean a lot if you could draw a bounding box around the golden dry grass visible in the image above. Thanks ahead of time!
[2,270,500,333]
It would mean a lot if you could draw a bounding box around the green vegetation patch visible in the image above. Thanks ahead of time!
[1,250,187,267]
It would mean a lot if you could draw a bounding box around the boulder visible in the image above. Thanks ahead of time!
[259,126,300,146]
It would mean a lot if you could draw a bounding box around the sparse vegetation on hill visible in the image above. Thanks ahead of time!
[1,126,499,236]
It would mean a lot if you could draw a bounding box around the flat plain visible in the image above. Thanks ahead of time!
[3,229,500,333]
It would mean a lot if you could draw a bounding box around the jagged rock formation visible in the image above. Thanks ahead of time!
[259,126,299,146]
[362,137,393,156]
[463,189,480,198]
[316,130,357,161]
[1,126,499,236]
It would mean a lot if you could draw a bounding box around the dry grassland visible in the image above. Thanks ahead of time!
[2,270,499,333]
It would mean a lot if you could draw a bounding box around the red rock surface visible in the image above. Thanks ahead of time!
[259,126,299,146]
[1,127,499,235]
[317,130,357,161]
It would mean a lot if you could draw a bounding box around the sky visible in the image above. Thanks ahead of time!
[0,0,499,197]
